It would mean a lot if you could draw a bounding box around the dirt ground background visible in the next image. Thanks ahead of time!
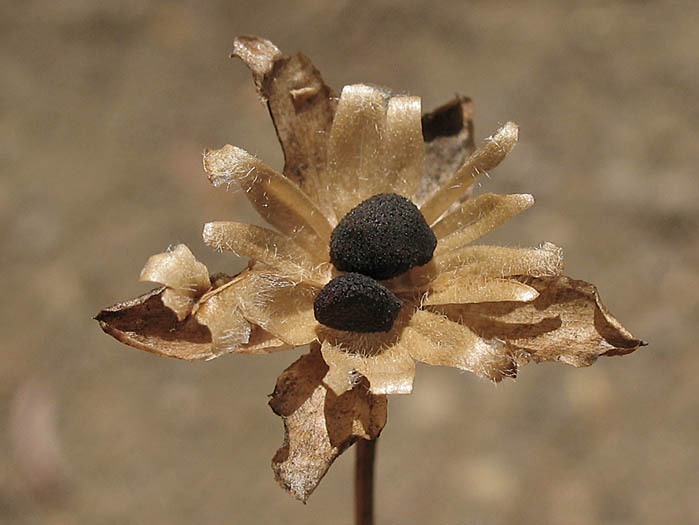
[1,1,697,523]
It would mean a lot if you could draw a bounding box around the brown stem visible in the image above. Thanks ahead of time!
[355,437,377,525]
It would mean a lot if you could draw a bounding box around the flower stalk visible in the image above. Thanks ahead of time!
[355,438,377,525]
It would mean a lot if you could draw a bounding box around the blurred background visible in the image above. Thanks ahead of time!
[1,0,697,523]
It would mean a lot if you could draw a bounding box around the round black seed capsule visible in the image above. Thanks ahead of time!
[313,273,402,333]
[330,193,437,280]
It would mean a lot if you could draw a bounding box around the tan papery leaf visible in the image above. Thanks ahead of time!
[269,345,386,502]
[95,276,287,360]
[95,287,216,360]
[436,275,645,368]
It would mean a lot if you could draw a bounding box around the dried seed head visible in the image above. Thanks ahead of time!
[313,273,402,333]
[329,193,437,280]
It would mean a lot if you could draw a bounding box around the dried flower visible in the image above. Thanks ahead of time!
[96,36,644,502]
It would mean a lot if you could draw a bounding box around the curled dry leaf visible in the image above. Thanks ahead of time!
[139,244,211,321]
[269,345,387,502]
[435,275,645,369]
[95,287,215,360]
[95,277,288,360]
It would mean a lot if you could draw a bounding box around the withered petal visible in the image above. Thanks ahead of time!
[377,96,424,199]
[422,275,539,305]
[235,327,289,355]
[139,244,210,292]
[435,275,646,369]
[237,272,319,346]
[232,36,338,220]
[406,310,517,382]
[139,244,211,321]
[202,221,317,276]
[429,242,564,281]
[320,340,416,396]
[420,122,519,224]
[432,193,535,253]
[326,85,387,219]
[195,281,252,356]
[203,145,332,253]
[270,346,386,502]
[160,289,196,323]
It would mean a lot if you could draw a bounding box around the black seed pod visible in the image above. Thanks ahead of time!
[330,193,437,280]
[314,273,402,333]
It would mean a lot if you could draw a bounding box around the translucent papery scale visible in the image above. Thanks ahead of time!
[139,244,211,321]
[324,85,425,221]
[203,145,333,259]
[431,193,536,255]
[202,221,331,286]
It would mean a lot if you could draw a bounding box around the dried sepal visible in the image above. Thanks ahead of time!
[420,122,519,224]
[231,35,281,87]
[139,244,210,321]
[96,272,290,359]
[269,346,386,502]
[436,275,645,368]
[232,36,476,219]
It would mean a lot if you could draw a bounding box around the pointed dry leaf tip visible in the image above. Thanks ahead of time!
[139,244,210,321]
[231,35,281,78]
[437,276,645,369]
[330,193,437,280]
[95,287,216,360]
[314,273,402,333]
